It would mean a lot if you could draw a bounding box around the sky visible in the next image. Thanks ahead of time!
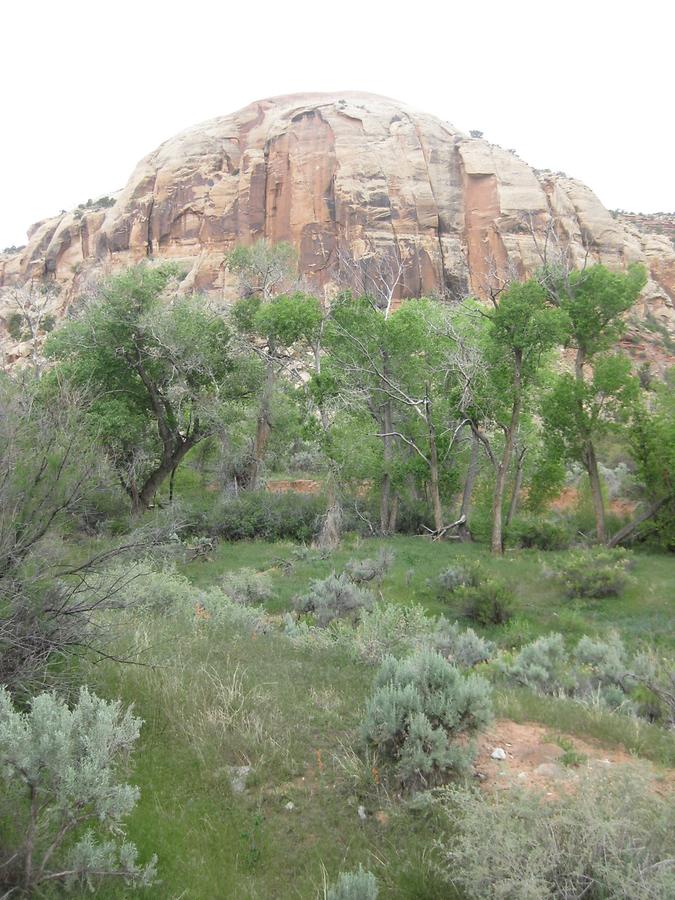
[1,0,672,249]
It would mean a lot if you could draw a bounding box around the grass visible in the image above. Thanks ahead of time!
[82,611,449,899]
[179,535,675,653]
[49,476,674,900]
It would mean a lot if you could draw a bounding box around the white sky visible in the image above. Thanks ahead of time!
[1,0,672,249]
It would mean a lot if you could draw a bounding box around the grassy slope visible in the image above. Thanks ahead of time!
[77,534,675,898]
[179,536,675,653]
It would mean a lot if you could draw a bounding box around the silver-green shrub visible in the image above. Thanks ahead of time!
[0,685,156,894]
[344,549,394,584]
[437,768,675,899]
[553,548,633,598]
[501,633,572,694]
[326,865,379,900]
[296,572,375,627]
[222,567,273,605]
[361,650,492,788]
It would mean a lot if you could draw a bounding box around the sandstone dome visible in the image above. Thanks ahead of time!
[1,91,673,364]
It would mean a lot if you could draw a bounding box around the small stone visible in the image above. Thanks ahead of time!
[284,801,294,811]
[226,765,251,794]
[535,763,565,779]
[357,805,367,820]
[491,747,507,760]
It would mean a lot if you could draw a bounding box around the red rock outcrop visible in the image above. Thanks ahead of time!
[1,91,673,363]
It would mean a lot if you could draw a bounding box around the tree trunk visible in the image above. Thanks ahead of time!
[607,495,671,548]
[379,399,394,534]
[246,357,275,491]
[505,447,526,527]
[491,351,522,555]
[458,430,479,542]
[426,400,444,533]
[133,436,199,513]
[585,440,606,543]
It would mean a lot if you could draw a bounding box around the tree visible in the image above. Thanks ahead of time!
[0,373,168,696]
[610,371,675,548]
[0,686,156,894]
[541,264,647,542]
[459,282,568,554]
[225,240,297,300]
[0,281,58,376]
[231,290,323,489]
[46,265,258,512]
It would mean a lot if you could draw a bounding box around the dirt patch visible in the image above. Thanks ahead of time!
[475,719,672,794]
[549,487,636,516]
[266,479,322,495]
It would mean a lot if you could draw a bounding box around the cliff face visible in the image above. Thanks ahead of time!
[1,91,673,365]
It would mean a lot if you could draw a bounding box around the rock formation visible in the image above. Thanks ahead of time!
[1,91,673,367]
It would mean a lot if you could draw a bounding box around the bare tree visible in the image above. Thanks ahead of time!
[0,281,59,377]
[336,246,405,319]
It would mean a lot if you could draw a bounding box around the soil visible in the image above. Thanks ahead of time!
[475,719,672,794]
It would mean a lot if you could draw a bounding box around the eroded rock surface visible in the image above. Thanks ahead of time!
[1,91,673,365]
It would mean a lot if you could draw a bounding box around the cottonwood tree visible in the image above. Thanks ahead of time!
[540,264,646,542]
[324,295,405,533]
[231,290,323,489]
[46,265,259,512]
[611,372,675,547]
[457,282,568,554]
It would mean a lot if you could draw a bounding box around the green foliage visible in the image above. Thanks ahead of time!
[326,866,379,900]
[210,490,324,542]
[222,567,273,605]
[0,685,156,894]
[437,767,674,899]
[502,633,571,694]
[45,264,258,508]
[435,560,482,598]
[296,572,375,626]
[558,263,647,357]
[553,548,633,598]
[224,240,297,299]
[506,515,571,550]
[456,579,515,625]
[361,650,492,788]
[344,549,394,584]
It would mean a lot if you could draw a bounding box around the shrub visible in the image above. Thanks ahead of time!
[345,549,394,584]
[361,650,492,788]
[210,490,324,542]
[456,579,514,626]
[326,865,379,900]
[0,686,156,895]
[554,548,633,598]
[507,516,571,550]
[222,567,273,605]
[502,633,571,694]
[296,572,374,626]
[436,621,495,668]
[435,560,482,598]
[437,768,675,899]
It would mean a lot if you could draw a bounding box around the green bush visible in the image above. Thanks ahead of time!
[437,768,675,899]
[435,560,482,599]
[210,490,324,542]
[553,548,633,598]
[222,567,273,605]
[296,572,374,626]
[326,866,379,900]
[507,516,571,550]
[501,633,571,694]
[0,686,156,895]
[456,579,514,626]
[344,548,394,584]
[361,650,492,789]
